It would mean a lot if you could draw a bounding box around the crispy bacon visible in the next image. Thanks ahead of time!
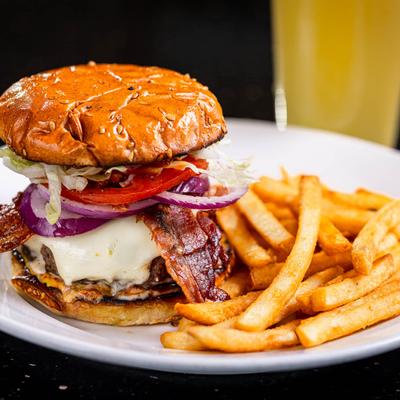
[141,205,230,303]
[0,193,32,252]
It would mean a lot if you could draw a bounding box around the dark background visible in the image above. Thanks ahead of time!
[0,0,399,399]
[0,0,275,122]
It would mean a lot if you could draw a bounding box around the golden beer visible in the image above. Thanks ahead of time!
[272,0,400,146]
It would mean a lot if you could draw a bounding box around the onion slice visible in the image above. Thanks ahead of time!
[152,186,248,210]
[36,184,158,219]
[20,185,107,237]
[171,174,210,196]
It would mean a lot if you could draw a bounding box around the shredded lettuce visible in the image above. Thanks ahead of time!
[194,139,254,187]
[0,146,127,224]
[0,141,253,225]
[43,164,62,224]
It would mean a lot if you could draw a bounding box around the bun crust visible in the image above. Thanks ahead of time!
[0,63,226,166]
[11,256,181,326]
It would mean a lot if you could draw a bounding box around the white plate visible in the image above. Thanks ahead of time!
[1,118,400,375]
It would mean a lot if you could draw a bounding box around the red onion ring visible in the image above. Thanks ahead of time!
[171,174,210,196]
[36,184,158,219]
[20,185,107,237]
[153,186,247,209]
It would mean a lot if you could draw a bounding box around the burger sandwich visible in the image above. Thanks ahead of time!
[0,63,249,325]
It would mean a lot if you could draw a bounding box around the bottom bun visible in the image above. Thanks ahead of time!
[11,256,182,326]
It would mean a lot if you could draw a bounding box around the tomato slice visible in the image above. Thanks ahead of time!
[61,157,208,205]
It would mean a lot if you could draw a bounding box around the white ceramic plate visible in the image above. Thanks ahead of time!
[1,118,400,375]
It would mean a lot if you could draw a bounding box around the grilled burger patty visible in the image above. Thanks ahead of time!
[14,247,181,305]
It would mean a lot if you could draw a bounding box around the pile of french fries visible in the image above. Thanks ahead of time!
[161,170,400,353]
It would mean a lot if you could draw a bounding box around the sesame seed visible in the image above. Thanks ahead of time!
[99,127,106,134]
[49,121,56,130]
[116,125,123,134]
[88,61,96,66]
[58,385,68,391]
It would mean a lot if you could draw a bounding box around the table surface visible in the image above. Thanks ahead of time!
[0,330,399,399]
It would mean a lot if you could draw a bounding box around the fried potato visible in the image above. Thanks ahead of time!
[161,331,207,351]
[237,176,322,331]
[252,176,298,207]
[251,251,352,290]
[318,215,352,255]
[188,320,300,353]
[306,251,353,277]
[307,254,395,312]
[216,205,275,269]
[322,199,374,236]
[296,279,400,347]
[175,291,261,325]
[352,199,400,274]
[324,269,358,286]
[324,189,391,210]
[376,233,398,258]
[280,218,298,236]
[218,270,252,298]
[237,190,295,255]
[272,266,344,324]
[265,202,295,220]
[177,318,198,332]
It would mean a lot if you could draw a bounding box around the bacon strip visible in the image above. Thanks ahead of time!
[0,193,32,252]
[141,205,230,303]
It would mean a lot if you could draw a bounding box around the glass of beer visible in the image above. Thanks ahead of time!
[272,0,400,146]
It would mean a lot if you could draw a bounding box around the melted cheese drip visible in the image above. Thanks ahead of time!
[24,217,160,285]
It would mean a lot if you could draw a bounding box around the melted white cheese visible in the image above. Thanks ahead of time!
[24,217,160,285]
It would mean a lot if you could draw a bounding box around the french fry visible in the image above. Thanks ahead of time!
[389,243,400,266]
[307,254,395,312]
[265,202,295,220]
[296,279,400,347]
[216,205,275,269]
[177,318,198,332]
[162,316,239,351]
[218,270,251,298]
[280,168,301,190]
[392,224,400,239]
[324,189,391,210]
[237,190,295,254]
[280,218,298,236]
[237,176,322,331]
[272,266,344,324]
[352,199,400,274]
[250,263,283,290]
[161,331,207,351]
[306,251,353,277]
[322,199,374,236]
[175,291,261,325]
[376,232,398,258]
[252,176,298,207]
[251,251,352,290]
[324,269,358,286]
[188,320,300,353]
[318,215,352,255]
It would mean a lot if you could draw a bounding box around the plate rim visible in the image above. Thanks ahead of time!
[1,117,400,375]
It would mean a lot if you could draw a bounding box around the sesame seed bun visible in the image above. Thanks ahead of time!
[0,63,226,166]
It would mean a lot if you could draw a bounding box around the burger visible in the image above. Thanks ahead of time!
[0,63,249,325]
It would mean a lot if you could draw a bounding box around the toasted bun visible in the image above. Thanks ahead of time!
[11,256,181,326]
[0,63,226,166]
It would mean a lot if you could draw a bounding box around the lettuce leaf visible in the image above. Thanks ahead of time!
[0,146,127,224]
[194,139,254,187]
